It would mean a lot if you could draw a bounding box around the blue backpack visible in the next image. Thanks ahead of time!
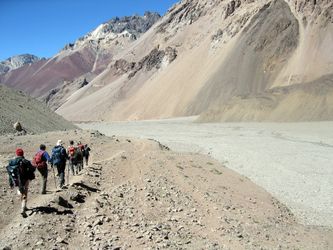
[6,158,35,188]
[52,146,64,165]
[6,159,22,187]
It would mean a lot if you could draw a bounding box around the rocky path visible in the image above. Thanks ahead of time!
[0,130,332,249]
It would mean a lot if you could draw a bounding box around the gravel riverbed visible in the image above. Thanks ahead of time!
[78,117,333,227]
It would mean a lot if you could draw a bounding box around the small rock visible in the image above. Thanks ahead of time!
[35,240,44,246]
[237,233,243,239]
[93,219,103,227]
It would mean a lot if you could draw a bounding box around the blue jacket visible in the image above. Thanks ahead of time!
[37,150,51,163]
[51,146,68,165]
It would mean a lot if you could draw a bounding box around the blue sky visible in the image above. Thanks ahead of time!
[0,0,179,61]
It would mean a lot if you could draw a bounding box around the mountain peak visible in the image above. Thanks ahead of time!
[63,12,161,52]
[0,54,41,75]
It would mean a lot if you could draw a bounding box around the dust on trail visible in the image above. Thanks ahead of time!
[0,129,332,249]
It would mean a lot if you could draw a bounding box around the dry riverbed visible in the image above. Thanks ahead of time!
[78,117,333,227]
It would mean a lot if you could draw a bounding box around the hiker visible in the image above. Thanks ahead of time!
[77,141,85,171]
[77,141,85,152]
[32,144,51,194]
[83,144,91,167]
[51,140,68,188]
[6,148,36,217]
[68,140,82,175]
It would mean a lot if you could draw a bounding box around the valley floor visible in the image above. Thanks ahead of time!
[78,117,333,228]
[0,129,332,249]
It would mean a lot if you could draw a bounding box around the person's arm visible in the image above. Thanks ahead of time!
[44,151,51,163]
[25,159,35,170]
[6,165,14,188]
[62,147,69,160]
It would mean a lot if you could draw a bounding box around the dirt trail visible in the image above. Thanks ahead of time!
[0,130,332,249]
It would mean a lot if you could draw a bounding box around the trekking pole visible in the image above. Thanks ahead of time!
[51,164,57,189]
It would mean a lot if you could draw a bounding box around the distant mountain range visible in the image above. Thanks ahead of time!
[0,12,161,97]
[0,54,41,75]
[1,0,332,122]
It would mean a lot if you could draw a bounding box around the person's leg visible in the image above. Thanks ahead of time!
[21,180,29,215]
[74,163,78,175]
[56,165,64,188]
[43,167,48,193]
[38,167,48,194]
[70,160,75,175]
[37,168,42,191]
[78,161,82,172]
[60,165,65,187]
[86,156,89,166]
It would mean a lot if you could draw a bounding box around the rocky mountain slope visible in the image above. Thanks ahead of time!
[0,54,41,75]
[0,12,160,97]
[1,0,332,122]
[0,130,332,249]
[55,0,333,122]
[0,84,75,135]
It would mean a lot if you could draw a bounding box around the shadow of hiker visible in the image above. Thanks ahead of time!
[70,192,86,203]
[72,182,100,192]
[29,206,73,215]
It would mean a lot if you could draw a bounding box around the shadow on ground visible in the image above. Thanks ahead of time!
[29,206,73,215]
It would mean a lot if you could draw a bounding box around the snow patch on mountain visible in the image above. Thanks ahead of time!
[62,12,161,52]
[0,54,41,75]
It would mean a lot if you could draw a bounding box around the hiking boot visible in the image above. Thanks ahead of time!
[21,203,28,217]
[41,191,46,194]
[21,211,28,218]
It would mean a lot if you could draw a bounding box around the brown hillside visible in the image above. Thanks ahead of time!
[198,74,333,122]
[56,0,333,122]
[0,84,75,135]
[1,0,332,122]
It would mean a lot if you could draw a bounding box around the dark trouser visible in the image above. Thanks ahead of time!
[37,167,48,194]
[69,159,78,175]
[55,163,66,188]
[85,156,89,167]
[77,161,83,172]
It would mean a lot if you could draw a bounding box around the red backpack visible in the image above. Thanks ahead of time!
[32,151,47,169]
[68,146,75,157]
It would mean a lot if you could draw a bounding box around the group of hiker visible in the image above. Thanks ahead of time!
[5,140,91,217]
